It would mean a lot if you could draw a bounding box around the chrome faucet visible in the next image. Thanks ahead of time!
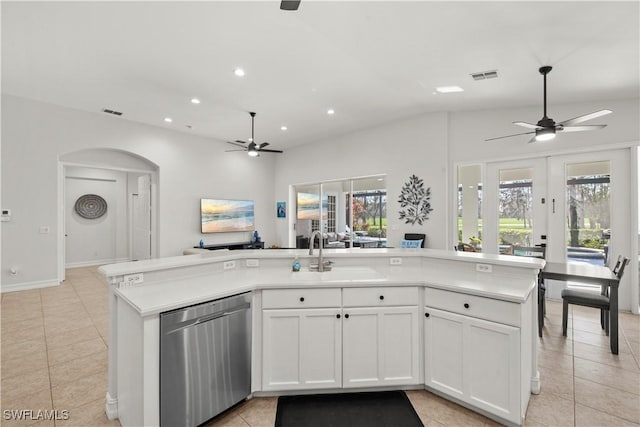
[308,230,331,272]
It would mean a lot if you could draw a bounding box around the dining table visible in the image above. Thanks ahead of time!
[540,262,621,354]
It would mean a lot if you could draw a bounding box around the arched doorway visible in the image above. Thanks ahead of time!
[58,148,158,282]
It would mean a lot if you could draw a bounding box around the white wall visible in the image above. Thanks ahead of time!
[274,112,449,249]
[65,167,129,267]
[1,95,276,290]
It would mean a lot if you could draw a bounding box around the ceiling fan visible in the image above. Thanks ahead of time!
[226,112,284,157]
[280,1,301,11]
[486,66,612,143]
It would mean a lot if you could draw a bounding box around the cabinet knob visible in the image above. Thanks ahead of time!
[299,297,305,302]
[336,314,341,319]
[345,314,350,319]
[425,312,430,318]
[464,303,470,309]
[379,295,384,300]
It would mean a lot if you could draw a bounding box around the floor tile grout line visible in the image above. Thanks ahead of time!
[38,287,57,419]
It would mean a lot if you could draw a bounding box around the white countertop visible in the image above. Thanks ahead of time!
[109,249,543,316]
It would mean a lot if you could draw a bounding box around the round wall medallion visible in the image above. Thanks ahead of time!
[75,194,107,219]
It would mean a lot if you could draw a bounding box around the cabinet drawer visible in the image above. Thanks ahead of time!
[262,288,341,309]
[343,286,419,307]
[424,287,520,327]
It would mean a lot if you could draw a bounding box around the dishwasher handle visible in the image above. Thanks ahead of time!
[164,303,250,335]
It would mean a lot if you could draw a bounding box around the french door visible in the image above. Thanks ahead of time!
[484,158,547,255]
[484,149,632,306]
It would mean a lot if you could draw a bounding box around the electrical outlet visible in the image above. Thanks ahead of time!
[223,261,236,270]
[246,259,259,268]
[122,273,144,286]
[390,258,402,265]
[476,263,492,273]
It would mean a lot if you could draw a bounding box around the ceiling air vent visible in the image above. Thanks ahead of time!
[101,108,123,116]
[471,70,499,81]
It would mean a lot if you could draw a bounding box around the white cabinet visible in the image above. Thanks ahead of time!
[343,306,420,388]
[262,286,420,392]
[262,308,342,391]
[425,306,521,424]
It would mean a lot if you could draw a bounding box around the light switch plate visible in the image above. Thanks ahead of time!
[390,258,402,265]
[246,259,259,267]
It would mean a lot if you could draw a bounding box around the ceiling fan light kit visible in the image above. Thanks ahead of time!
[225,112,284,157]
[486,65,612,144]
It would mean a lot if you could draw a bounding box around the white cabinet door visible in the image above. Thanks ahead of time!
[466,316,520,423]
[424,308,465,399]
[424,307,521,424]
[343,306,420,388]
[262,308,341,391]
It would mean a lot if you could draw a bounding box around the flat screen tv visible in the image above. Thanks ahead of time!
[201,199,255,233]
[296,192,328,220]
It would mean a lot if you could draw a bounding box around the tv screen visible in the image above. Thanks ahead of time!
[296,192,328,220]
[201,199,255,233]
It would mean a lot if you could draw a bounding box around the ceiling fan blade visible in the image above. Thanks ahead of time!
[513,121,541,130]
[280,0,301,10]
[485,131,535,142]
[259,142,270,149]
[235,140,248,144]
[258,149,284,153]
[558,109,612,127]
[226,141,247,148]
[560,124,607,132]
[527,136,539,144]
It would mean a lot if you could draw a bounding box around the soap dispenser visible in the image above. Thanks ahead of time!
[292,257,301,272]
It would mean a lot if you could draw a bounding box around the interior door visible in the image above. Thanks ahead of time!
[131,174,151,261]
[484,158,547,254]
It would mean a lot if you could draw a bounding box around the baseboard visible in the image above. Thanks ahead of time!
[66,258,129,269]
[1,279,59,293]
[105,392,118,420]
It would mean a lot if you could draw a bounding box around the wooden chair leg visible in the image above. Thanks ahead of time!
[600,309,605,330]
[562,298,569,337]
[605,310,610,336]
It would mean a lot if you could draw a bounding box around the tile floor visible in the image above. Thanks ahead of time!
[1,267,639,427]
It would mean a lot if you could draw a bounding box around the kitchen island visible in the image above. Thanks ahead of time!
[100,248,544,427]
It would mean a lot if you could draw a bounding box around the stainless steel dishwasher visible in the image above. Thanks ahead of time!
[160,292,251,427]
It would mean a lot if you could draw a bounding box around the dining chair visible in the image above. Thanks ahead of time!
[512,246,546,337]
[561,257,629,337]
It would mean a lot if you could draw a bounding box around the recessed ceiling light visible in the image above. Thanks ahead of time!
[281,126,288,131]
[327,109,335,115]
[190,98,201,104]
[234,68,246,77]
[436,86,464,93]
[164,117,173,123]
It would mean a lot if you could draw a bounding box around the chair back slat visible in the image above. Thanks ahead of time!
[617,257,630,280]
[611,255,623,274]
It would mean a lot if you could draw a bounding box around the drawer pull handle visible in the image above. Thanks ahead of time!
[300,297,305,302]
[345,314,350,319]
[336,314,341,319]
[464,303,470,309]
[425,312,430,318]
[379,295,384,300]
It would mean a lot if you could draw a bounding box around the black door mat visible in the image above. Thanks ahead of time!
[275,390,424,427]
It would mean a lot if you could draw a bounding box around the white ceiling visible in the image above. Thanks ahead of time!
[2,1,638,150]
